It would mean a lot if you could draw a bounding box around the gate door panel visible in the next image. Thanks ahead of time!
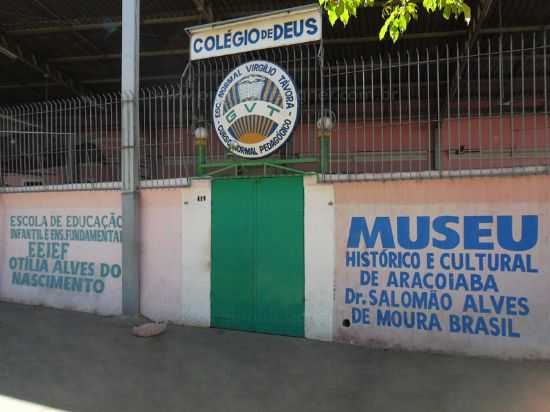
[211,176,304,337]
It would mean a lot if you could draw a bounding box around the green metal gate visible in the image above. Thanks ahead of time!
[211,176,304,337]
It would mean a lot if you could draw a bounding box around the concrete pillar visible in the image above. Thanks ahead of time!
[121,0,140,315]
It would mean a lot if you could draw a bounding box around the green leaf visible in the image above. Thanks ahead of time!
[336,1,345,16]
[379,19,391,40]
[340,8,350,25]
[320,0,472,41]
[327,9,338,25]
[390,24,400,42]
[463,3,471,24]
[423,0,436,12]
[398,14,407,31]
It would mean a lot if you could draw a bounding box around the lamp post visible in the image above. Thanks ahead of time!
[194,126,208,176]
[316,114,334,175]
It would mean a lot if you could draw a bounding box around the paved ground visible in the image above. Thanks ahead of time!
[0,302,550,412]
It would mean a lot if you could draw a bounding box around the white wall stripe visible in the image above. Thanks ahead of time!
[181,179,212,327]
[304,176,335,341]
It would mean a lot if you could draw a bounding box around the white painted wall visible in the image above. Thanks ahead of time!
[0,192,122,315]
[181,179,211,327]
[304,176,335,341]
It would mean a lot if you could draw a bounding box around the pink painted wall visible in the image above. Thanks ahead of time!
[333,175,550,358]
[0,189,189,320]
[441,114,550,170]
[139,188,184,323]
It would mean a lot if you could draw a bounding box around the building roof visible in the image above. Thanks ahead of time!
[0,0,548,104]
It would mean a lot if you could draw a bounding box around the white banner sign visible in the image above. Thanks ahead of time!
[187,5,322,61]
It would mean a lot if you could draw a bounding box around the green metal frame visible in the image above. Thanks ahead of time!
[201,156,319,177]
[194,129,331,177]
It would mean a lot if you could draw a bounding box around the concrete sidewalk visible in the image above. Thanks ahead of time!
[0,302,549,412]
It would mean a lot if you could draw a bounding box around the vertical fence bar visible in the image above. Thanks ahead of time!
[146,90,152,181]
[499,34,504,169]
[346,60,352,176]
[338,60,342,174]
[446,45,451,173]
[521,33,526,162]
[436,47,441,172]
[532,32,537,166]
[361,57,366,175]
[174,85,179,182]
[1,110,5,186]
[457,42,462,173]
[370,56,376,173]
[83,97,87,186]
[0,109,4,186]
[167,86,172,183]
[477,41,482,172]
[388,54,393,174]
[356,59,359,175]
[417,49,421,173]
[510,35,515,168]
[426,49,431,174]
[326,62,332,176]
[380,55,384,174]
[545,30,549,167]
[102,96,108,184]
[353,59,357,176]
[94,96,100,185]
[109,95,115,186]
[407,51,412,173]
[336,61,341,175]
[397,52,404,176]
[467,41,472,173]
[15,107,20,188]
[43,102,49,187]
[488,39,493,171]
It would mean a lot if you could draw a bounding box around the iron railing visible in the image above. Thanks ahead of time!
[139,85,190,187]
[0,30,549,191]
[0,95,121,191]
[322,31,550,180]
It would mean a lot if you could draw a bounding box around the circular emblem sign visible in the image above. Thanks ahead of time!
[212,60,299,158]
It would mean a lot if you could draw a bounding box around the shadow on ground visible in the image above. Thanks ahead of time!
[0,302,549,412]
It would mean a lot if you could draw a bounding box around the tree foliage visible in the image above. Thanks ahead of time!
[318,0,471,42]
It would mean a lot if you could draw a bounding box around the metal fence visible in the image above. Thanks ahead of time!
[139,85,190,187]
[0,95,122,191]
[1,30,549,191]
[322,30,550,180]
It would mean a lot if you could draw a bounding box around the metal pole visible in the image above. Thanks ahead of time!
[196,142,206,176]
[319,132,330,174]
[121,0,140,316]
[194,127,208,176]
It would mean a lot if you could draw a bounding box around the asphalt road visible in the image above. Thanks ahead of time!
[0,302,549,412]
